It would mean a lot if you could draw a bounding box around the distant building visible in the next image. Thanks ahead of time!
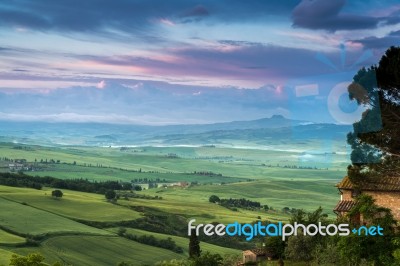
[132,181,190,190]
[8,163,28,171]
[179,181,189,188]
[134,183,150,190]
[241,248,274,265]
[334,176,400,222]
[157,182,190,188]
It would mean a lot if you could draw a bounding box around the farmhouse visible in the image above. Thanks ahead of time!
[156,182,190,188]
[241,248,274,265]
[8,163,30,171]
[132,181,190,190]
[334,176,400,221]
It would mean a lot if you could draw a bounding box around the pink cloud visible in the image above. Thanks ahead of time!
[159,18,175,26]
[96,80,106,89]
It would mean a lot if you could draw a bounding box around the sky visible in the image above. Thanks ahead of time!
[0,0,399,125]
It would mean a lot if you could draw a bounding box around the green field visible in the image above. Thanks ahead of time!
[118,194,288,224]
[0,142,347,265]
[0,229,25,245]
[6,235,186,266]
[0,196,110,236]
[133,172,342,217]
[0,186,141,222]
[0,185,242,265]
[0,142,348,180]
[30,165,243,183]
[0,248,16,265]
[109,227,241,257]
[0,142,345,217]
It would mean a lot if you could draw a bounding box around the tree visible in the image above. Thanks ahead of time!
[312,241,342,265]
[105,190,116,200]
[338,194,397,265]
[117,262,134,266]
[189,229,201,258]
[285,207,329,262]
[133,185,142,191]
[285,234,314,262]
[265,236,286,259]
[343,47,400,265]
[117,227,127,236]
[155,259,190,266]
[191,252,223,266]
[9,253,61,266]
[121,182,132,190]
[347,46,400,182]
[9,253,45,266]
[208,195,220,203]
[51,189,63,198]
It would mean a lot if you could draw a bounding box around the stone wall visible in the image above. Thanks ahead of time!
[339,189,400,221]
[365,191,400,221]
[341,189,353,201]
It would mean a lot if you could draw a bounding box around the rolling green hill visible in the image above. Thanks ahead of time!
[0,186,141,222]
[0,139,346,265]
[0,196,109,236]
[0,185,242,265]
[5,235,186,266]
[109,227,241,257]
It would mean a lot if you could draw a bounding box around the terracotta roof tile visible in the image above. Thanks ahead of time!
[336,176,400,191]
[334,200,356,212]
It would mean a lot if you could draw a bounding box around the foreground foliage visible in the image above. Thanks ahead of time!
[7,253,61,266]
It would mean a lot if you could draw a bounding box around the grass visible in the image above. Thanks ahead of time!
[135,178,340,219]
[0,142,348,265]
[30,164,243,183]
[0,248,16,265]
[0,229,25,245]
[0,142,348,181]
[0,196,110,236]
[0,186,141,222]
[0,142,344,220]
[118,194,289,224]
[188,179,340,212]
[6,235,185,266]
[109,227,241,257]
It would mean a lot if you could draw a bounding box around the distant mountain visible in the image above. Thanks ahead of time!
[153,123,352,145]
[0,82,313,126]
[189,114,308,130]
[0,116,351,147]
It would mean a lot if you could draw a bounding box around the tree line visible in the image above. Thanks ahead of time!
[209,195,261,209]
[118,228,183,254]
[0,172,132,194]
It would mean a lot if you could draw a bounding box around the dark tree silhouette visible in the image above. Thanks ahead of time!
[105,190,116,200]
[208,195,220,203]
[51,189,63,198]
[347,46,400,182]
[189,229,201,258]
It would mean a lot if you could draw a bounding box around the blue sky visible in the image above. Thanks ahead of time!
[0,0,399,124]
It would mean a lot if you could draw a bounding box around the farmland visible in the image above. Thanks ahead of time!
[108,228,241,257]
[0,185,243,265]
[0,186,141,222]
[0,196,110,236]
[7,236,185,266]
[0,139,346,265]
